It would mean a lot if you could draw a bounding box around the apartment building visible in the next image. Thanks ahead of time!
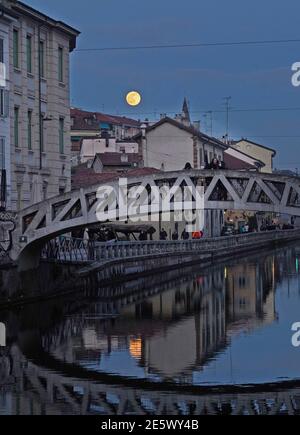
[230,139,276,173]
[134,100,227,171]
[0,0,79,211]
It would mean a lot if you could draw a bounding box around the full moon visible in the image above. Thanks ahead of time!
[126,91,142,107]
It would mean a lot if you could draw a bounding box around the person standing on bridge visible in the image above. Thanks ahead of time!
[181,228,190,240]
[160,228,168,241]
[172,229,179,240]
[139,230,148,241]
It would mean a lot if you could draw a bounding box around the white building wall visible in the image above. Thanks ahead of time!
[145,123,194,171]
[144,122,224,171]
[79,138,139,165]
[7,13,75,211]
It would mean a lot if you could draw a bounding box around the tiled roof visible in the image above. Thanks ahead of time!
[72,165,160,189]
[71,108,141,131]
[108,114,141,127]
[224,153,258,170]
[126,167,161,177]
[71,164,118,190]
[96,152,142,167]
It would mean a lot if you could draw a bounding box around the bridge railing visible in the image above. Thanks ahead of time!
[10,345,300,415]
[93,229,299,262]
[42,229,300,263]
[41,237,96,262]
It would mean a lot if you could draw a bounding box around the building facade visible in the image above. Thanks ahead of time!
[70,107,141,161]
[224,147,265,171]
[231,139,276,173]
[0,0,79,211]
[134,101,227,172]
[0,2,15,210]
[74,136,139,166]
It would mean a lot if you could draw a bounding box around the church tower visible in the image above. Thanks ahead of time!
[181,97,191,126]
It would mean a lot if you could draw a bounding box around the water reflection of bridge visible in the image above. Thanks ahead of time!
[2,346,300,415]
[0,249,299,415]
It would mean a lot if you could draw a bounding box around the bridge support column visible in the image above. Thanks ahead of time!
[17,245,41,272]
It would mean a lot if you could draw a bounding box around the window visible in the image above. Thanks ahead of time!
[39,40,45,77]
[58,47,63,82]
[59,117,64,154]
[27,110,32,150]
[0,38,3,64]
[0,138,5,170]
[204,150,208,165]
[13,29,19,69]
[199,148,203,166]
[0,89,3,117]
[14,107,19,147]
[0,89,9,117]
[0,39,4,88]
[26,35,32,73]
[84,117,92,125]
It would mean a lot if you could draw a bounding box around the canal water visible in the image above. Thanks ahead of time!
[1,243,300,414]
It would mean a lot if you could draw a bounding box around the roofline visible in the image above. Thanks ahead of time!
[134,117,228,149]
[94,152,140,156]
[11,1,80,51]
[226,146,265,167]
[235,138,277,157]
[71,107,141,127]
[0,4,19,19]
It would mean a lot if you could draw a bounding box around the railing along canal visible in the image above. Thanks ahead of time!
[41,229,300,263]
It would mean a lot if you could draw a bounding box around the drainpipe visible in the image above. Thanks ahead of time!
[38,24,42,170]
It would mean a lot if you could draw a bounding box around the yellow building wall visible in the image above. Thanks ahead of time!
[232,140,274,173]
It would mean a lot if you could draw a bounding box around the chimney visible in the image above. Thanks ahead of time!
[193,121,201,131]
[141,123,147,138]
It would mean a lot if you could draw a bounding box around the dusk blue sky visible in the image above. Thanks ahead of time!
[25,0,300,169]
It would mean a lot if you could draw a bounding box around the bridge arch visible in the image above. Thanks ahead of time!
[11,169,300,266]
[7,343,300,415]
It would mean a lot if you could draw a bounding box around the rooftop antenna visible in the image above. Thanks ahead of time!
[223,96,232,144]
[203,113,208,134]
[205,110,213,136]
